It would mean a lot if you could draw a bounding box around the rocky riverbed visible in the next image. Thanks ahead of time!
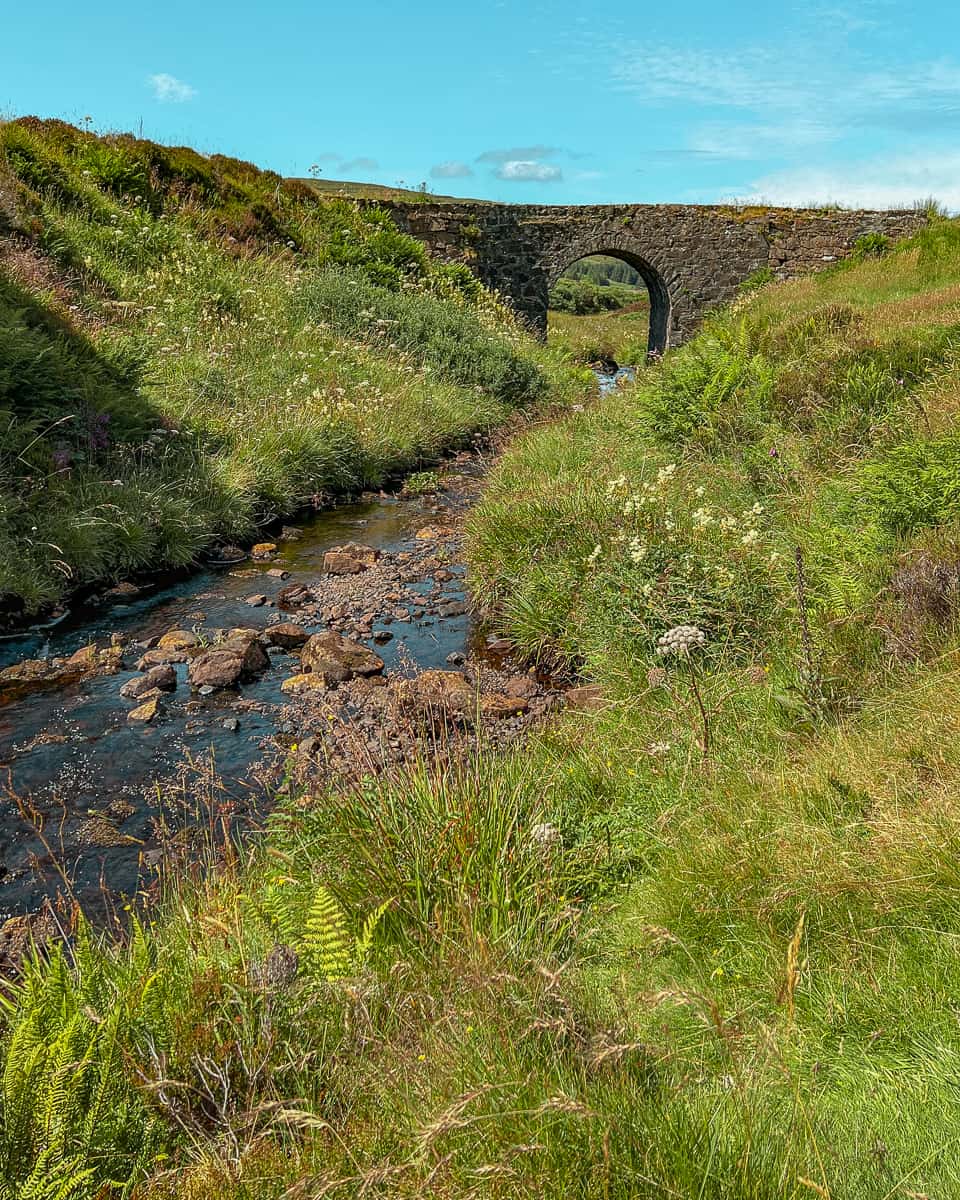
[0,449,590,932]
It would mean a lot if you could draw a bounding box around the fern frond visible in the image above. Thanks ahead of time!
[302,886,353,981]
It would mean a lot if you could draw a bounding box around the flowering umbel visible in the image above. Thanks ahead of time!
[655,624,707,658]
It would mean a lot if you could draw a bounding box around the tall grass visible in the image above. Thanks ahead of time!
[0,117,584,613]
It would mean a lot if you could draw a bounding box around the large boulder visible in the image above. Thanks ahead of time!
[299,631,384,684]
[188,634,269,690]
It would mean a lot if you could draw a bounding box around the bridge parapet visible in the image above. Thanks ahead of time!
[378,201,925,351]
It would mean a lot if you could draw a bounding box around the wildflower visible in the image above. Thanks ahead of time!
[695,486,705,498]
[648,740,672,756]
[628,537,646,564]
[656,624,707,658]
[740,528,759,546]
[529,822,561,853]
[586,544,602,565]
[769,447,778,457]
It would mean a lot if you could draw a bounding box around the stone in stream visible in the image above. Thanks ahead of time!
[278,583,311,609]
[251,542,278,559]
[0,643,123,701]
[157,629,200,651]
[323,550,366,576]
[266,568,290,579]
[265,623,310,649]
[105,580,140,599]
[281,672,331,696]
[188,633,269,690]
[298,631,384,685]
[120,664,177,699]
[128,695,161,723]
[245,594,267,607]
[437,600,469,619]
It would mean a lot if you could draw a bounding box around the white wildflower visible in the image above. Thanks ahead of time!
[656,624,707,658]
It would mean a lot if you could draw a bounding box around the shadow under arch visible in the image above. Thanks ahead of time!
[548,246,673,356]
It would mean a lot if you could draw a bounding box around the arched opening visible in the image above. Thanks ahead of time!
[546,250,671,366]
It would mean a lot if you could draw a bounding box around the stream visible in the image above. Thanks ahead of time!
[0,371,622,926]
[0,453,544,921]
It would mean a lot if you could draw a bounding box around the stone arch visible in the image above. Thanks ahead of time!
[546,241,675,355]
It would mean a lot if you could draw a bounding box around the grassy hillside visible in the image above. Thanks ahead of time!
[5,124,960,1197]
[294,177,484,203]
[0,117,581,618]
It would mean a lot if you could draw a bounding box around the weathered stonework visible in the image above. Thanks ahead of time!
[381,202,926,351]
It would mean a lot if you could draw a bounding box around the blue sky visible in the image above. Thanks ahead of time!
[4,1,960,208]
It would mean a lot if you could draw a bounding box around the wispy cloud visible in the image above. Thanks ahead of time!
[495,160,563,182]
[338,157,379,174]
[744,149,960,210]
[610,36,960,155]
[148,73,196,103]
[430,161,474,179]
[477,144,560,164]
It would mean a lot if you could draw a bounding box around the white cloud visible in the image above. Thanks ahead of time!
[495,160,563,182]
[743,150,960,211]
[430,161,474,179]
[478,144,560,163]
[148,73,196,103]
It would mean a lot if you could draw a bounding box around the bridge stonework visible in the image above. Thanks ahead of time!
[382,202,925,351]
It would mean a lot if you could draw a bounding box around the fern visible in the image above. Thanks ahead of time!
[302,886,353,981]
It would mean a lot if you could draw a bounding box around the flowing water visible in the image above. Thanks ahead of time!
[0,478,483,918]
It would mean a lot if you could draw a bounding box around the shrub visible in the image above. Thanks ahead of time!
[301,268,547,405]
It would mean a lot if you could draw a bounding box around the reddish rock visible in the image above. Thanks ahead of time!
[120,664,177,699]
[188,635,269,690]
[278,584,311,609]
[157,629,200,651]
[504,675,538,700]
[300,631,384,683]
[265,623,310,649]
[394,670,475,723]
[323,550,366,576]
[251,542,278,559]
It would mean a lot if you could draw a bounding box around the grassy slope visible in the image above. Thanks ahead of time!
[7,166,960,1196]
[0,117,583,617]
[295,177,483,203]
[548,301,651,364]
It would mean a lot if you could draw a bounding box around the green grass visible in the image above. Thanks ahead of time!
[548,302,651,365]
[6,123,960,1196]
[0,117,584,615]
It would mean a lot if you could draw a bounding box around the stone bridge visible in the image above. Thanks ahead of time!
[382,201,925,352]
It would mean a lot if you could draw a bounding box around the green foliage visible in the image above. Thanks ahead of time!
[0,118,572,612]
[301,268,547,405]
[638,326,774,445]
[851,231,891,260]
[0,933,160,1196]
[548,276,643,315]
[858,433,960,535]
[737,265,775,292]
